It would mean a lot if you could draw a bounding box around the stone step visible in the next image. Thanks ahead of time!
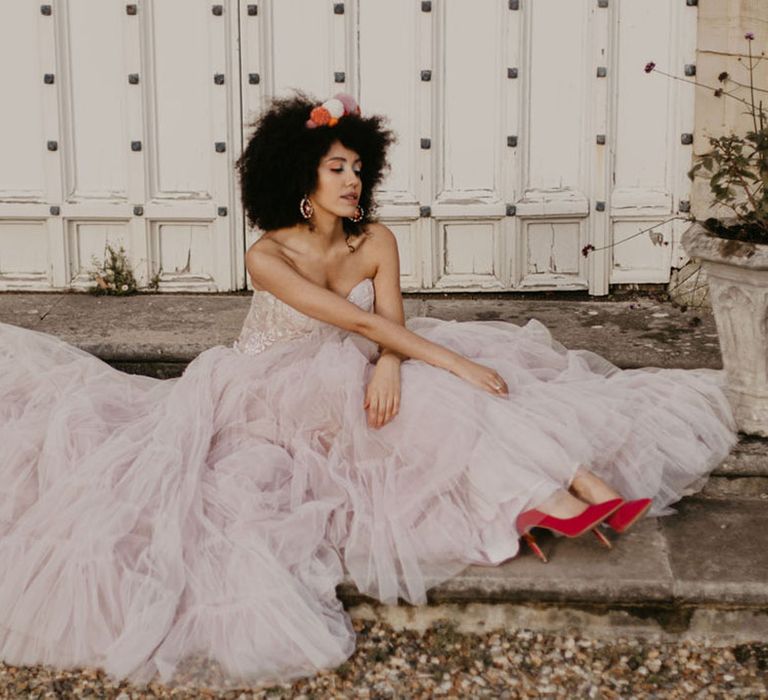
[0,292,728,373]
[339,499,768,642]
[704,435,768,500]
[713,435,768,477]
[3,293,767,641]
[697,475,768,501]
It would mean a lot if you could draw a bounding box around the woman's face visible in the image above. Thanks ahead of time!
[310,140,362,219]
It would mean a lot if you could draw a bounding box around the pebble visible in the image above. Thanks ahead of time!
[1,620,766,698]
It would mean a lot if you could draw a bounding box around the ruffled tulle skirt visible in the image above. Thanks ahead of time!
[0,315,737,688]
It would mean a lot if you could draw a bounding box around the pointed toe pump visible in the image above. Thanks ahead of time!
[516,498,623,563]
[605,497,652,533]
[590,497,653,549]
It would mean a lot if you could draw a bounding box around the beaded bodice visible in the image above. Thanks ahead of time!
[234,277,375,356]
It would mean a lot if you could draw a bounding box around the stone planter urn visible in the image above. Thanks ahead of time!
[682,221,768,437]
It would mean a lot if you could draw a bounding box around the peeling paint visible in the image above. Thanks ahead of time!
[178,248,192,275]
[549,224,557,273]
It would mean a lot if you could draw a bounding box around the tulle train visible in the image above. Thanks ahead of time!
[0,308,737,688]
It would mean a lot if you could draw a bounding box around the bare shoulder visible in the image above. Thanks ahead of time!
[245,229,295,290]
[245,233,283,265]
[359,222,399,259]
[248,227,293,253]
[361,223,401,288]
[364,221,397,246]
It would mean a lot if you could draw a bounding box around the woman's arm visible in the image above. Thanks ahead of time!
[245,241,462,374]
[369,224,407,363]
[245,238,509,396]
[363,224,404,427]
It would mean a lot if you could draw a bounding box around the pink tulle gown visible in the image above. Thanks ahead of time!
[0,277,737,689]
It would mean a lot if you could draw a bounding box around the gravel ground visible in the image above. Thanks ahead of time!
[1,619,766,699]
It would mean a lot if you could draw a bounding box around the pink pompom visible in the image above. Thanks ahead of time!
[333,92,358,115]
[305,119,318,129]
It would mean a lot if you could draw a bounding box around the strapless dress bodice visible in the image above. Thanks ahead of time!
[234,277,375,356]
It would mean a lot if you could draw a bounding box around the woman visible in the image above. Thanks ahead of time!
[0,91,737,690]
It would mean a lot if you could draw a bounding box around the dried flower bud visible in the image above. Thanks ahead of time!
[714,88,723,98]
[644,61,656,74]
[717,71,729,82]
[745,32,755,41]
[581,244,596,257]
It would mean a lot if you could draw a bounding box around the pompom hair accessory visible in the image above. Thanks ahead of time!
[305,93,361,128]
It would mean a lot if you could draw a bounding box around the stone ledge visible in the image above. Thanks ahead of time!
[714,435,768,477]
[348,601,768,643]
[697,475,768,500]
[0,291,725,370]
[338,500,768,617]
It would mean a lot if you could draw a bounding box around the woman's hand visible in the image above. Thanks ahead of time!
[450,357,509,397]
[364,355,401,428]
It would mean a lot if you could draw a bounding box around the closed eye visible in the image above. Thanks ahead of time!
[332,168,362,175]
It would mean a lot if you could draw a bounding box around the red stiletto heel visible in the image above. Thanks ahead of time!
[590,498,652,547]
[522,532,548,563]
[592,528,613,549]
[516,498,623,562]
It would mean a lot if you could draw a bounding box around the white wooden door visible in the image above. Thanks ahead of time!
[0,0,244,292]
[0,0,696,294]
[351,0,696,295]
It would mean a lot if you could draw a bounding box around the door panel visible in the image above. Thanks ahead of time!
[0,0,696,294]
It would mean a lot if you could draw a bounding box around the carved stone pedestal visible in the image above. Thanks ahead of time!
[682,222,768,437]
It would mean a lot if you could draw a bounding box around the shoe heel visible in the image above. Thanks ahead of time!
[522,532,548,563]
[591,527,613,550]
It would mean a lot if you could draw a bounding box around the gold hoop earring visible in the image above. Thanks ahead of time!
[348,205,364,223]
[299,195,314,220]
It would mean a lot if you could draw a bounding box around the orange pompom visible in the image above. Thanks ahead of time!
[310,106,331,126]
[328,117,339,127]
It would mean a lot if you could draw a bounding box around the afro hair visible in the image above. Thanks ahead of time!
[236,91,396,237]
